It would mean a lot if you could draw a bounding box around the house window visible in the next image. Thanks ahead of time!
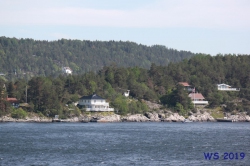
[94,100,96,103]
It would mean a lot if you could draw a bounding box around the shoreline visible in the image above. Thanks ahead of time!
[1,111,250,123]
[1,120,249,123]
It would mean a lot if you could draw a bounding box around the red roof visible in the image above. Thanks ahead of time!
[179,82,191,87]
[188,93,205,100]
[6,98,19,103]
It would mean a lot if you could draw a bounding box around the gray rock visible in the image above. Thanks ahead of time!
[188,112,215,122]
[164,113,185,122]
[97,115,121,122]
[121,114,149,122]
[144,112,160,121]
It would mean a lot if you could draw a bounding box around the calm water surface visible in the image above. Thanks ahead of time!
[0,122,249,166]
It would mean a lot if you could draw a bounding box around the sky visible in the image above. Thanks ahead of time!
[1,0,250,55]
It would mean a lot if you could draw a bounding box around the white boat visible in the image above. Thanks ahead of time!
[182,119,193,123]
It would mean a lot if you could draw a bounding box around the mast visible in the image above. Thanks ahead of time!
[26,86,27,103]
[193,87,195,108]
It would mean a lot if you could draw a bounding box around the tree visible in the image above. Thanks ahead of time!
[160,84,193,111]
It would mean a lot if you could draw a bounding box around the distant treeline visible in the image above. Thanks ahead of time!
[1,54,250,118]
[0,36,195,80]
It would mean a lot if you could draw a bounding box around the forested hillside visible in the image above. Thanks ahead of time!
[1,54,250,118]
[0,37,195,80]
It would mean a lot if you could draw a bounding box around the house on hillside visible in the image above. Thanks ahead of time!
[62,67,73,75]
[178,82,194,92]
[188,93,208,105]
[78,93,114,112]
[217,84,240,91]
[6,97,19,108]
[123,90,130,97]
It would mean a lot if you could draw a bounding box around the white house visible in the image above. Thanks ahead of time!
[123,90,130,97]
[217,84,240,91]
[78,93,114,112]
[62,67,73,74]
[188,93,208,105]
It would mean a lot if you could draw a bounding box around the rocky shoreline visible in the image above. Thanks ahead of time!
[1,111,250,123]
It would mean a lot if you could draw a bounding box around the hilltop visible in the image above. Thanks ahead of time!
[0,37,195,80]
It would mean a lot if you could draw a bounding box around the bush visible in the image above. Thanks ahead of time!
[38,112,45,118]
[11,108,27,119]
[192,108,197,113]
[70,107,81,116]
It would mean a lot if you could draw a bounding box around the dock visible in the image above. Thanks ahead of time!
[216,118,235,122]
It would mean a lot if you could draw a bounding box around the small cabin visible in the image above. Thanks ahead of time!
[6,97,19,108]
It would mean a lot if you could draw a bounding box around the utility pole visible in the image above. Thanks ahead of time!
[26,86,27,103]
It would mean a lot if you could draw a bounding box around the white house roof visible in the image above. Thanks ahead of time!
[63,67,72,71]
[217,83,231,87]
[79,93,104,100]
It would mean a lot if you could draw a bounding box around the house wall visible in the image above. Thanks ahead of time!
[217,84,240,91]
[78,99,109,106]
[62,67,72,74]
[78,99,113,111]
[218,85,230,89]
[192,101,208,105]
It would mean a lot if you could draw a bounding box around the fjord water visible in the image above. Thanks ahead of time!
[0,122,249,166]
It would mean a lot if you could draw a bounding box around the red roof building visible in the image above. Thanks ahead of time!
[179,82,191,87]
[6,98,19,108]
[188,93,205,100]
[6,98,19,103]
[188,93,208,105]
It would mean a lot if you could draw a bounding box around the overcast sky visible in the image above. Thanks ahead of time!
[1,0,250,55]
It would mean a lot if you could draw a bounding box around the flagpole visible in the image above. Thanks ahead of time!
[193,87,195,108]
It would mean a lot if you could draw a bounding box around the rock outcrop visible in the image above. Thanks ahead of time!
[0,115,51,122]
[226,113,250,122]
[144,112,161,121]
[121,114,149,122]
[97,114,121,122]
[163,113,185,122]
[188,112,215,122]
[144,100,161,110]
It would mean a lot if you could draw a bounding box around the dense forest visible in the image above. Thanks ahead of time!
[0,36,195,81]
[1,54,250,118]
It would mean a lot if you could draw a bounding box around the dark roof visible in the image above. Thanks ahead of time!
[79,94,104,100]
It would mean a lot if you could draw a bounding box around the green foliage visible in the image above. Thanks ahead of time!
[2,52,250,117]
[0,37,194,80]
[11,108,27,119]
[210,108,224,119]
[128,100,148,114]
[70,94,79,103]
[112,95,128,115]
[175,102,187,116]
[160,85,193,111]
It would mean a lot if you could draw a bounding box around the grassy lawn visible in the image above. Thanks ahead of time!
[210,107,224,119]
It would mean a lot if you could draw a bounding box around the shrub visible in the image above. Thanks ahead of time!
[71,107,81,116]
[11,108,27,119]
